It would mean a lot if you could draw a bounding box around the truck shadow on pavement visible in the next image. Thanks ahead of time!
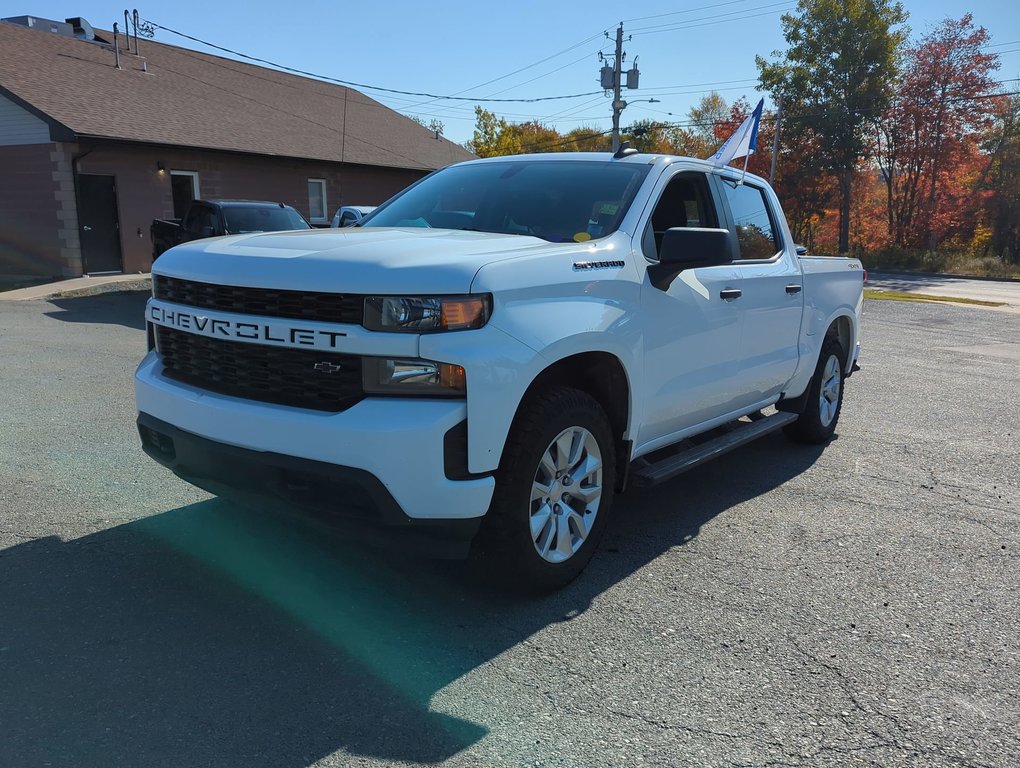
[0,437,825,767]
[44,291,148,331]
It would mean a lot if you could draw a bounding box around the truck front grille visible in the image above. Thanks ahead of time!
[153,275,364,325]
[156,327,364,412]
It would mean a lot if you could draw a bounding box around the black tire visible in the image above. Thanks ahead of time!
[476,387,617,591]
[784,337,847,444]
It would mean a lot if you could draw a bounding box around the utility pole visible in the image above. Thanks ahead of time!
[769,95,783,184]
[611,25,625,152]
[600,24,639,153]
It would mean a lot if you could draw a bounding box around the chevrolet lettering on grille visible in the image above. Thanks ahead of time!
[147,301,348,350]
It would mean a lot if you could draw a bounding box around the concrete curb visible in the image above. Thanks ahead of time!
[0,274,151,301]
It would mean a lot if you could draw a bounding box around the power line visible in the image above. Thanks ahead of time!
[622,0,769,24]
[628,1,794,34]
[143,19,602,103]
[641,78,759,91]
[397,33,605,112]
[630,5,796,37]
[483,46,613,99]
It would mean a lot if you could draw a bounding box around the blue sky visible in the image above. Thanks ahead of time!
[18,1,1020,145]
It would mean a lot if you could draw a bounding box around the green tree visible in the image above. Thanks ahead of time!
[465,107,520,157]
[466,107,608,156]
[465,107,567,157]
[623,119,675,153]
[686,92,729,158]
[563,125,609,152]
[758,0,908,254]
[408,115,445,137]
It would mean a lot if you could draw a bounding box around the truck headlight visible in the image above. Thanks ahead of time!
[362,358,466,396]
[363,295,491,332]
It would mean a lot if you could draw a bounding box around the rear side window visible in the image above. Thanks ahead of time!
[720,182,780,260]
[186,206,216,234]
[223,207,311,234]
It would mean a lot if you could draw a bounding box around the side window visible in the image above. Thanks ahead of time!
[186,206,215,234]
[719,182,780,260]
[642,173,716,260]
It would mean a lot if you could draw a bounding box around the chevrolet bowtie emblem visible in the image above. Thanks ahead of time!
[313,361,343,374]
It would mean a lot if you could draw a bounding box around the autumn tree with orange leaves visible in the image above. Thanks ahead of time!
[875,14,999,251]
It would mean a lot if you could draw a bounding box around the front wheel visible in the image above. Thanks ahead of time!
[477,387,616,591]
[784,337,846,444]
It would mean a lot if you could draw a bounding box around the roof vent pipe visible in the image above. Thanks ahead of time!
[112,22,121,68]
[132,9,140,53]
[123,10,130,50]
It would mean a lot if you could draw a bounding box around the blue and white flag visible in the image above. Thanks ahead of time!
[710,98,765,167]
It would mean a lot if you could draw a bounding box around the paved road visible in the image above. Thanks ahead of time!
[1,292,1018,767]
[868,272,1020,307]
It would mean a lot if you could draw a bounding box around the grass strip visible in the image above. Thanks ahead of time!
[864,289,1006,307]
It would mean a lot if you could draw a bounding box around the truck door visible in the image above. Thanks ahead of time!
[715,176,803,406]
[636,170,744,450]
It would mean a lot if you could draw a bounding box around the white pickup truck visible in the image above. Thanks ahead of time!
[136,151,864,588]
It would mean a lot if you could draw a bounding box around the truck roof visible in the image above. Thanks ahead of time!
[458,152,770,185]
[202,199,296,209]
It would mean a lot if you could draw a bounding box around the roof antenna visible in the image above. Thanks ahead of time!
[613,141,637,159]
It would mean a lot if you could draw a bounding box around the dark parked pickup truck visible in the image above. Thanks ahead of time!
[151,199,311,259]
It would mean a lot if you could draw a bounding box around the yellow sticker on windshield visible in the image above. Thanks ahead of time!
[573,232,592,242]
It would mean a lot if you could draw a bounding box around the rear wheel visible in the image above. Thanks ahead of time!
[478,387,616,591]
[784,337,846,444]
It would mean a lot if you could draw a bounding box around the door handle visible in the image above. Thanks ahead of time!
[82,225,92,232]
[785,284,802,294]
[719,288,742,300]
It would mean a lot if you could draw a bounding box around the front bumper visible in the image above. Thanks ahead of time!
[137,413,482,557]
[135,351,496,523]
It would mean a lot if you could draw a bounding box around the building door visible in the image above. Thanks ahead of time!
[170,171,200,219]
[76,174,123,274]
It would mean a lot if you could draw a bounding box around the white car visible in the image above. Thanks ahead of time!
[330,205,376,228]
[137,152,864,589]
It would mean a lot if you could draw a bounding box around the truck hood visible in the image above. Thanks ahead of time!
[152,227,580,294]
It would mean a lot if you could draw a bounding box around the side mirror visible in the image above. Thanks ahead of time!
[649,227,733,290]
[199,225,216,238]
[795,244,807,256]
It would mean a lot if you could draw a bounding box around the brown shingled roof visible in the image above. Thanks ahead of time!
[0,19,474,170]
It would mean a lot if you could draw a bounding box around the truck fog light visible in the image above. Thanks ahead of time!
[362,358,466,396]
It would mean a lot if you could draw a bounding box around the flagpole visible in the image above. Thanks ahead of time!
[739,151,751,185]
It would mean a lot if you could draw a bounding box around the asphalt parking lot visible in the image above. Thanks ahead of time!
[1,292,1018,768]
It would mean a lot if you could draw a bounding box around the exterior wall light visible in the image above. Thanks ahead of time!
[157,161,166,174]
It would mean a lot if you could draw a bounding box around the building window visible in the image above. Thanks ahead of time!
[170,170,200,219]
[308,179,327,223]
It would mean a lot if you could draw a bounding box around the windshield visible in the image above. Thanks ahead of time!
[223,206,311,234]
[362,160,650,243]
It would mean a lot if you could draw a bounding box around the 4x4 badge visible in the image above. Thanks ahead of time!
[313,361,343,374]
